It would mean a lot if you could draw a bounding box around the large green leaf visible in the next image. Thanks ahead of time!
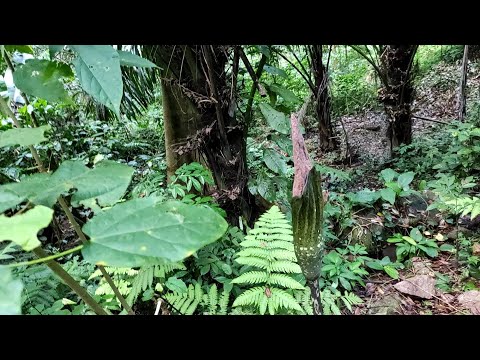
[263,148,288,175]
[269,84,299,103]
[0,125,51,148]
[117,50,159,68]
[13,60,73,103]
[0,267,23,315]
[5,45,33,54]
[0,205,53,251]
[346,189,380,204]
[380,168,398,183]
[397,171,415,190]
[165,277,187,293]
[380,187,396,205]
[259,103,290,134]
[0,160,133,213]
[271,134,293,156]
[81,198,228,267]
[264,65,287,78]
[71,45,123,116]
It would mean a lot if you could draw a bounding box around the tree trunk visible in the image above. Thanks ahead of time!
[379,45,417,154]
[310,45,337,152]
[161,79,199,180]
[458,45,469,122]
[147,45,260,224]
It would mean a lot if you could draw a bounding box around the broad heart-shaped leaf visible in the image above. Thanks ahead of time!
[397,171,415,190]
[380,168,398,183]
[0,125,51,148]
[0,160,133,213]
[0,266,23,315]
[263,148,288,175]
[269,84,299,103]
[0,205,53,251]
[49,45,64,59]
[71,45,123,116]
[264,65,287,78]
[13,59,73,103]
[117,50,159,68]
[81,198,228,267]
[259,103,290,134]
[5,45,33,54]
[380,187,396,205]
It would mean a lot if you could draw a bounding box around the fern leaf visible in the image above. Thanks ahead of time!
[236,247,271,259]
[208,284,218,313]
[231,271,269,285]
[235,256,270,269]
[268,260,302,274]
[270,288,303,312]
[194,283,203,302]
[218,289,230,315]
[270,249,297,261]
[268,274,305,289]
[232,287,265,307]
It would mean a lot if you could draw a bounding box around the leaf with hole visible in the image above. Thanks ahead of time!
[117,50,159,68]
[0,125,51,148]
[0,205,53,251]
[70,45,123,116]
[13,60,73,103]
[0,266,23,315]
[81,198,228,267]
[259,103,290,134]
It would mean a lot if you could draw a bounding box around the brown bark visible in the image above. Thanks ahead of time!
[310,45,337,152]
[147,46,260,224]
[379,45,417,153]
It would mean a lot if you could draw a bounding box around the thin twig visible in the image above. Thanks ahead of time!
[412,115,450,125]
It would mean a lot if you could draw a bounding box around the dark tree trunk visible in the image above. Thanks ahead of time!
[310,45,337,152]
[379,45,417,153]
[145,45,260,224]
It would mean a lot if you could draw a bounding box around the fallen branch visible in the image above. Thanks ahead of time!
[411,115,450,125]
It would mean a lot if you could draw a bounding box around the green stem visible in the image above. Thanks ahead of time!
[57,197,135,315]
[32,247,108,315]
[8,245,83,268]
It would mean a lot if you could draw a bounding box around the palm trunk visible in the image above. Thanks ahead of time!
[379,45,417,154]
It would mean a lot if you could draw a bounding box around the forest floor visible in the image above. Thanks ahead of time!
[310,61,480,315]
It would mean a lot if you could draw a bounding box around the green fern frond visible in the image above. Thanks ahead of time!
[341,291,363,312]
[208,284,218,313]
[268,274,304,289]
[231,271,269,285]
[218,289,230,315]
[232,287,265,307]
[268,260,302,273]
[236,247,271,259]
[241,239,294,250]
[231,205,304,315]
[235,256,270,269]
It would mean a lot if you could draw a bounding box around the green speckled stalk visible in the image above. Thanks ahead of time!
[290,113,323,314]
